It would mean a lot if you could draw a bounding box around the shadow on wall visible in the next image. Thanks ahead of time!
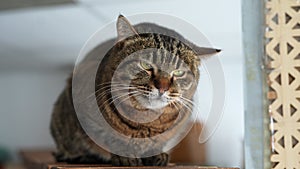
[170,122,206,164]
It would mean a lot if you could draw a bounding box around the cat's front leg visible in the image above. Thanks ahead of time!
[142,153,169,166]
[111,154,143,166]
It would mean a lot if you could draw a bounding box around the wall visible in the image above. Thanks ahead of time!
[0,69,69,160]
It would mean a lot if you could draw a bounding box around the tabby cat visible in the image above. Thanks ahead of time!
[50,15,220,166]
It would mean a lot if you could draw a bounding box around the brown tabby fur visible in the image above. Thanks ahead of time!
[50,15,220,166]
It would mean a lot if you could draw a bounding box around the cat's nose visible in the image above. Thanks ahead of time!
[154,78,170,96]
[159,88,167,96]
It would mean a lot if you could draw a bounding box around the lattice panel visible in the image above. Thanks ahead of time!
[265,0,300,168]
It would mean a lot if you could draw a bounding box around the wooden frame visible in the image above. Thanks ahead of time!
[244,0,300,168]
[265,0,300,168]
[242,0,267,168]
[20,150,238,169]
[243,0,300,169]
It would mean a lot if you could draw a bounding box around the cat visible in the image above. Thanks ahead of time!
[50,15,220,166]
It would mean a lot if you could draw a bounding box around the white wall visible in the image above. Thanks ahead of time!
[0,0,243,167]
[0,69,69,160]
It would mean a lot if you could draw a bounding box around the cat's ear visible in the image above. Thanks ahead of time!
[117,14,139,42]
[194,47,221,58]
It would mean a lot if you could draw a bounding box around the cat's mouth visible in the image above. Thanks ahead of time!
[130,88,175,110]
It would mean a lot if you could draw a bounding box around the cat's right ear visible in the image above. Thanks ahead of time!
[195,47,221,58]
[117,15,139,42]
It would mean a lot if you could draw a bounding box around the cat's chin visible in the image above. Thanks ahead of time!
[135,94,169,110]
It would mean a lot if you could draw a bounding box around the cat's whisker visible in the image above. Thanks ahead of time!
[94,88,129,103]
[96,81,116,85]
[178,103,193,120]
[179,97,203,121]
[175,99,193,114]
[96,86,137,99]
[83,86,136,103]
[180,100,195,114]
[137,90,152,95]
[136,85,150,90]
[180,98,201,116]
[111,92,142,112]
[82,91,100,103]
[96,84,133,92]
[82,83,130,101]
[94,84,133,96]
[97,91,139,111]
[96,81,126,86]
[177,96,194,108]
[179,96,195,106]
[95,84,136,96]
[105,91,139,110]
[81,85,115,102]
[136,87,152,94]
[168,93,181,97]
[169,101,180,112]
[95,89,137,107]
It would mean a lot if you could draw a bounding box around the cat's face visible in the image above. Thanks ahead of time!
[111,45,197,110]
[96,15,220,122]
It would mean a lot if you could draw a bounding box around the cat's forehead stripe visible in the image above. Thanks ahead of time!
[136,33,197,71]
[171,53,178,66]
[176,57,182,69]
[152,50,157,63]
[162,49,167,64]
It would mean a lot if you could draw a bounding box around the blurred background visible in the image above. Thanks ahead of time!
[0,0,243,168]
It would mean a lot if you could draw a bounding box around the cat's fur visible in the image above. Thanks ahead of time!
[50,15,220,166]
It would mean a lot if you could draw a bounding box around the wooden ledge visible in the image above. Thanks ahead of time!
[20,150,238,169]
[47,164,237,169]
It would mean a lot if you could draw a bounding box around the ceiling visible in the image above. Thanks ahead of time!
[0,0,242,72]
[0,0,74,11]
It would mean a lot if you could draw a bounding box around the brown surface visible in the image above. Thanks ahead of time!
[170,122,205,164]
[19,123,236,169]
[20,149,56,169]
[20,150,238,169]
[48,165,237,169]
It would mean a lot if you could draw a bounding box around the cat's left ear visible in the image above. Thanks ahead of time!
[117,14,139,42]
[194,47,221,58]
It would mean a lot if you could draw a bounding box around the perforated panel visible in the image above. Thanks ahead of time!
[265,0,300,168]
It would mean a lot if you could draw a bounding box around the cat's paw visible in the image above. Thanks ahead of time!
[142,153,169,166]
[111,155,143,166]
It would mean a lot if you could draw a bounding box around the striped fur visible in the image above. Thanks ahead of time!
[50,15,219,166]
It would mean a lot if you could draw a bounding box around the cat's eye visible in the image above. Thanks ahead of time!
[173,70,185,77]
[140,61,153,70]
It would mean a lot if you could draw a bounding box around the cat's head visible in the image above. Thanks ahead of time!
[100,15,220,111]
